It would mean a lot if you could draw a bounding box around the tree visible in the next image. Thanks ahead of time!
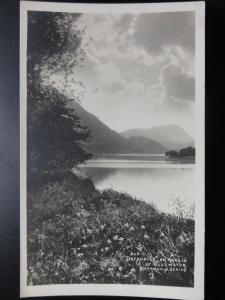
[27,11,84,85]
[180,147,195,157]
[27,11,91,178]
[165,147,195,158]
[165,150,178,158]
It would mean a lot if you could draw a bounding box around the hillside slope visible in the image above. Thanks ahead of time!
[27,173,194,286]
[70,101,167,154]
[121,124,194,150]
[128,136,167,154]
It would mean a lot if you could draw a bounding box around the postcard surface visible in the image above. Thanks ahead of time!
[20,1,205,299]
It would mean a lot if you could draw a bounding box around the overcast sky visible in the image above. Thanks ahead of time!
[69,11,195,136]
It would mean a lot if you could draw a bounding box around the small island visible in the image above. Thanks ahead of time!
[165,146,195,162]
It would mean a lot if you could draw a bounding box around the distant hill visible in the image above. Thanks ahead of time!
[69,101,167,154]
[120,124,194,150]
[128,136,167,154]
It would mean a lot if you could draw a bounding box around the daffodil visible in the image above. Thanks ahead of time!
[137,244,143,251]
[72,248,77,255]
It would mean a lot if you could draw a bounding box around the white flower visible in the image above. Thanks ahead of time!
[144,234,149,239]
[82,244,88,249]
[141,225,145,229]
[124,223,129,228]
[107,239,112,244]
[72,248,77,255]
[129,226,135,231]
[105,247,110,252]
[119,266,123,271]
[113,235,119,240]
[137,244,143,251]
[80,261,89,269]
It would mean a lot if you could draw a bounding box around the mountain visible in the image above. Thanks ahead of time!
[128,136,167,154]
[70,101,167,154]
[120,124,194,150]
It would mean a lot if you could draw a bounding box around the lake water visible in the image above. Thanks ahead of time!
[79,154,195,215]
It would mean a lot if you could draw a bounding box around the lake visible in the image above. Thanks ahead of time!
[79,154,195,215]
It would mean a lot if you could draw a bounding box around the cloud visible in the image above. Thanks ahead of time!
[102,81,125,94]
[68,12,195,135]
[114,14,134,35]
[134,11,195,55]
[162,65,195,101]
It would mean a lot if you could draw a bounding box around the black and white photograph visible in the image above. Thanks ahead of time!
[20,1,205,299]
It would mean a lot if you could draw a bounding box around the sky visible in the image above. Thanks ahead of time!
[62,11,195,136]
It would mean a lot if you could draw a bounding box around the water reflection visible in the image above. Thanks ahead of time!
[79,155,195,214]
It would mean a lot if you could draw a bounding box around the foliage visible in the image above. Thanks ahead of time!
[27,174,194,286]
[166,146,195,158]
[27,11,91,178]
[27,11,83,85]
[27,87,92,178]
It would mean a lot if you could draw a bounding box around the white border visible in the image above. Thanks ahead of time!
[20,1,205,299]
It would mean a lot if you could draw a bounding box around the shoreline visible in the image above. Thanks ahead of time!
[27,172,195,287]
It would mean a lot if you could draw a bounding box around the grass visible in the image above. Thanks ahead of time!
[27,172,194,287]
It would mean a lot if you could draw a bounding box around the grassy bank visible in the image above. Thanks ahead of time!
[27,172,194,287]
